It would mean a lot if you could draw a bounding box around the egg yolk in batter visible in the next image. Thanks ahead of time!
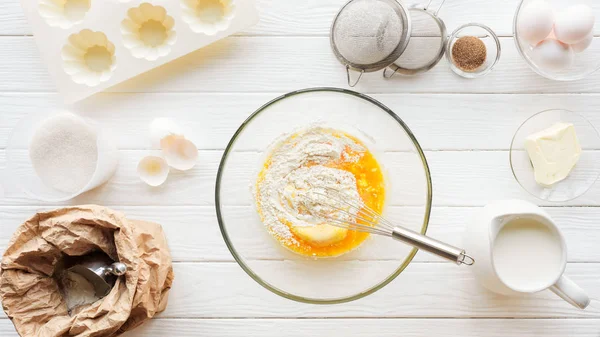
[255,129,385,258]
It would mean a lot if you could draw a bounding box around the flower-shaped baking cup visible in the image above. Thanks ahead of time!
[38,0,91,29]
[62,30,117,87]
[181,0,236,35]
[121,3,177,61]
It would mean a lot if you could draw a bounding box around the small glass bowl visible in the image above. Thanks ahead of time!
[446,23,501,78]
[514,0,600,81]
[4,111,119,202]
[510,109,600,202]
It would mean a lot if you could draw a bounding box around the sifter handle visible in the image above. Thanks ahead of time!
[346,66,364,87]
[392,227,474,265]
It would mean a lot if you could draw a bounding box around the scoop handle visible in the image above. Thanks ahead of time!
[392,227,474,265]
[105,263,127,276]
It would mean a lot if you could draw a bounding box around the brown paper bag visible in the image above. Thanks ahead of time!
[0,205,175,337]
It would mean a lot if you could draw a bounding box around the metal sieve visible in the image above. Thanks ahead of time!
[384,0,448,77]
[330,0,411,86]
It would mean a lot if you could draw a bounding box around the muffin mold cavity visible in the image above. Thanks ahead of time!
[181,0,236,35]
[121,3,177,61]
[38,0,91,29]
[62,30,117,86]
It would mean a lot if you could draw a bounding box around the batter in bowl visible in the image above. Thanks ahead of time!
[254,126,385,258]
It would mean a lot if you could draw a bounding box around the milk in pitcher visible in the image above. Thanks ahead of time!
[492,217,564,292]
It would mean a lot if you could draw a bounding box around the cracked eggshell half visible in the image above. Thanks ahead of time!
[121,3,177,61]
[150,118,184,148]
[39,0,91,29]
[181,0,236,35]
[138,156,170,186]
[161,135,199,171]
[62,30,117,86]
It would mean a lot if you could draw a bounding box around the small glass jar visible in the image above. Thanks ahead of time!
[446,23,501,78]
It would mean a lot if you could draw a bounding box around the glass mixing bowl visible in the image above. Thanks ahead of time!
[514,0,600,81]
[215,88,433,303]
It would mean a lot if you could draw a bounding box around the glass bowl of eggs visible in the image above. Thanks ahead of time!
[215,88,433,303]
[514,0,600,80]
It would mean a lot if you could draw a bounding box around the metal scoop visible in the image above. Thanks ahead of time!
[67,253,127,297]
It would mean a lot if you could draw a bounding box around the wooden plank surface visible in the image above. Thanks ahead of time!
[1,318,599,337]
[4,149,600,206]
[1,0,600,335]
[2,206,600,263]
[0,262,598,319]
[2,36,600,94]
[2,0,600,37]
[3,93,600,151]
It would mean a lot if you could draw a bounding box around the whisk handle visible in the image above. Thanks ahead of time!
[391,227,474,265]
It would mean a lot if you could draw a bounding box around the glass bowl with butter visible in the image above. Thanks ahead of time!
[510,109,600,202]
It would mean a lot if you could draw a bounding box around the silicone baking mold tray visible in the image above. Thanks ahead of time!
[21,0,258,103]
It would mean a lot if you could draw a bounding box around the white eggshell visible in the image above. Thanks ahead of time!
[150,118,183,148]
[532,39,574,70]
[138,156,170,187]
[571,31,593,53]
[517,0,555,45]
[554,4,595,44]
[161,135,199,171]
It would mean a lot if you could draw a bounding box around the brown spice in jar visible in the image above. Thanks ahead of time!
[451,36,487,72]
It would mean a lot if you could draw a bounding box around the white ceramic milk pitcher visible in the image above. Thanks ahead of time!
[464,200,590,309]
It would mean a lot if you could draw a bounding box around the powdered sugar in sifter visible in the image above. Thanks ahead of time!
[331,0,448,86]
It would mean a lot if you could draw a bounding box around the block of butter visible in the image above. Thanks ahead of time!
[525,122,582,187]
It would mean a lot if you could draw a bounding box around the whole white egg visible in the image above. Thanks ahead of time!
[532,39,574,70]
[571,31,593,53]
[517,0,555,45]
[554,4,595,44]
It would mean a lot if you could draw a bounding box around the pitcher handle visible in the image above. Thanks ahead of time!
[550,275,590,309]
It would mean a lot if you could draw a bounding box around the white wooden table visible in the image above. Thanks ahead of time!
[1,1,600,336]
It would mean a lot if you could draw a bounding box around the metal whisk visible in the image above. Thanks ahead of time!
[303,189,474,266]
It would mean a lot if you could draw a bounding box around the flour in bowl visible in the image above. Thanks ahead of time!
[254,126,385,257]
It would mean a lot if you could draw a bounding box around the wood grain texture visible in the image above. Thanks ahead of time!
[2,36,600,94]
[2,262,598,319]
[2,206,600,263]
[1,318,600,337]
[3,149,600,206]
[2,0,600,37]
[2,0,600,332]
[3,93,600,151]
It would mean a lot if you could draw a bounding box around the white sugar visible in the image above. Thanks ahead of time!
[29,113,98,193]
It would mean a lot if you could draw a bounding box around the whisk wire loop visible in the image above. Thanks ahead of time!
[309,188,395,233]
[301,187,473,266]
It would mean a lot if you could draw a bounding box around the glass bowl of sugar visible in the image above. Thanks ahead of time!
[4,111,118,202]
